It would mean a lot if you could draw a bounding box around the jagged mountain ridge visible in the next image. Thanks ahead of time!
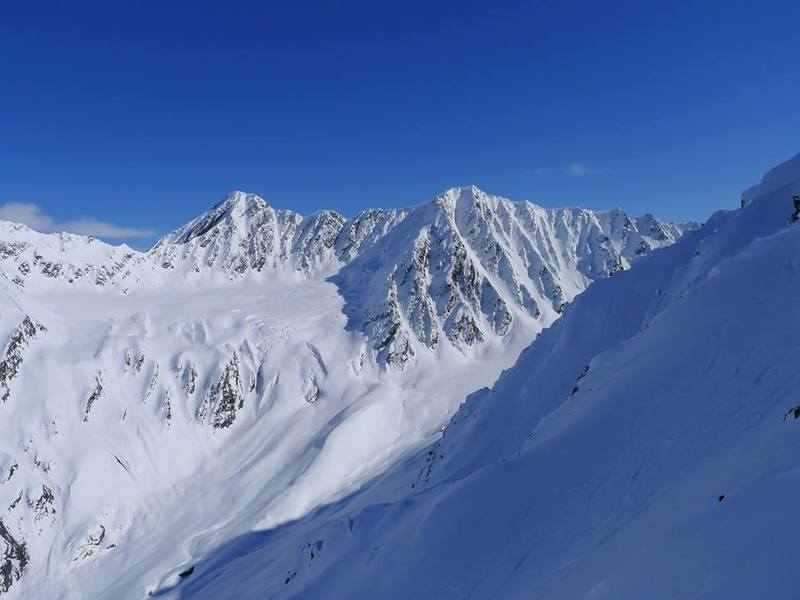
[0,221,137,290]
[334,186,691,366]
[0,186,693,598]
[0,187,694,368]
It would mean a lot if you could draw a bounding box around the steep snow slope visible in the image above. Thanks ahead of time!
[0,187,690,598]
[158,153,800,599]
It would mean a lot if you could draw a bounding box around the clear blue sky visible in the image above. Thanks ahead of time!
[1,0,799,247]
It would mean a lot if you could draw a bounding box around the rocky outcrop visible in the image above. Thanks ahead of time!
[29,485,56,523]
[73,525,106,562]
[0,519,28,594]
[199,353,246,429]
[182,361,198,395]
[82,371,104,422]
[0,316,46,402]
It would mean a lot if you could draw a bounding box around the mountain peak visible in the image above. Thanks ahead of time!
[741,151,800,207]
[438,184,487,199]
[213,190,269,212]
[434,185,494,213]
[157,191,274,246]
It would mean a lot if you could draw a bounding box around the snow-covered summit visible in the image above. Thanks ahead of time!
[741,151,800,206]
[161,191,272,244]
[149,191,304,276]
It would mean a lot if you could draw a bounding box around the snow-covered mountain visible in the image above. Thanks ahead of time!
[0,221,137,290]
[334,186,689,367]
[151,153,800,599]
[0,186,692,598]
[0,187,692,367]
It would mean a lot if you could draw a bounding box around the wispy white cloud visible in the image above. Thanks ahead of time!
[0,202,155,238]
[565,163,606,177]
[521,167,549,176]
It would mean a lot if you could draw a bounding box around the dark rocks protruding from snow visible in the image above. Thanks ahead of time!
[29,485,56,523]
[82,371,104,422]
[0,519,29,593]
[183,361,198,396]
[200,353,246,429]
[783,404,800,421]
[178,565,195,578]
[142,364,159,405]
[73,525,105,562]
[0,316,46,403]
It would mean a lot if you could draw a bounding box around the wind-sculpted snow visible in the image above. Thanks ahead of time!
[155,155,800,600]
[0,186,692,598]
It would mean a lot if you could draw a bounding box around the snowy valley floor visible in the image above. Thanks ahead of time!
[3,275,540,598]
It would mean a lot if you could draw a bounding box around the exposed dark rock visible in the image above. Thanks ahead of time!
[178,566,194,578]
[73,525,106,562]
[0,317,46,403]
[0,519,29,593]
[2,462,17,484]
[162,388,172,425]
[183,361,198,395]
[784,405,800,421]
[83,371,104,422]
[143,364,159,404]
[200,353,245,429]
[372,270,416,368]
[300,540,324,566]
[30,485,56,522]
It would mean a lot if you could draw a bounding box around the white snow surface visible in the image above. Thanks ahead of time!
[142,155,800,600]
[0,186,693,598]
